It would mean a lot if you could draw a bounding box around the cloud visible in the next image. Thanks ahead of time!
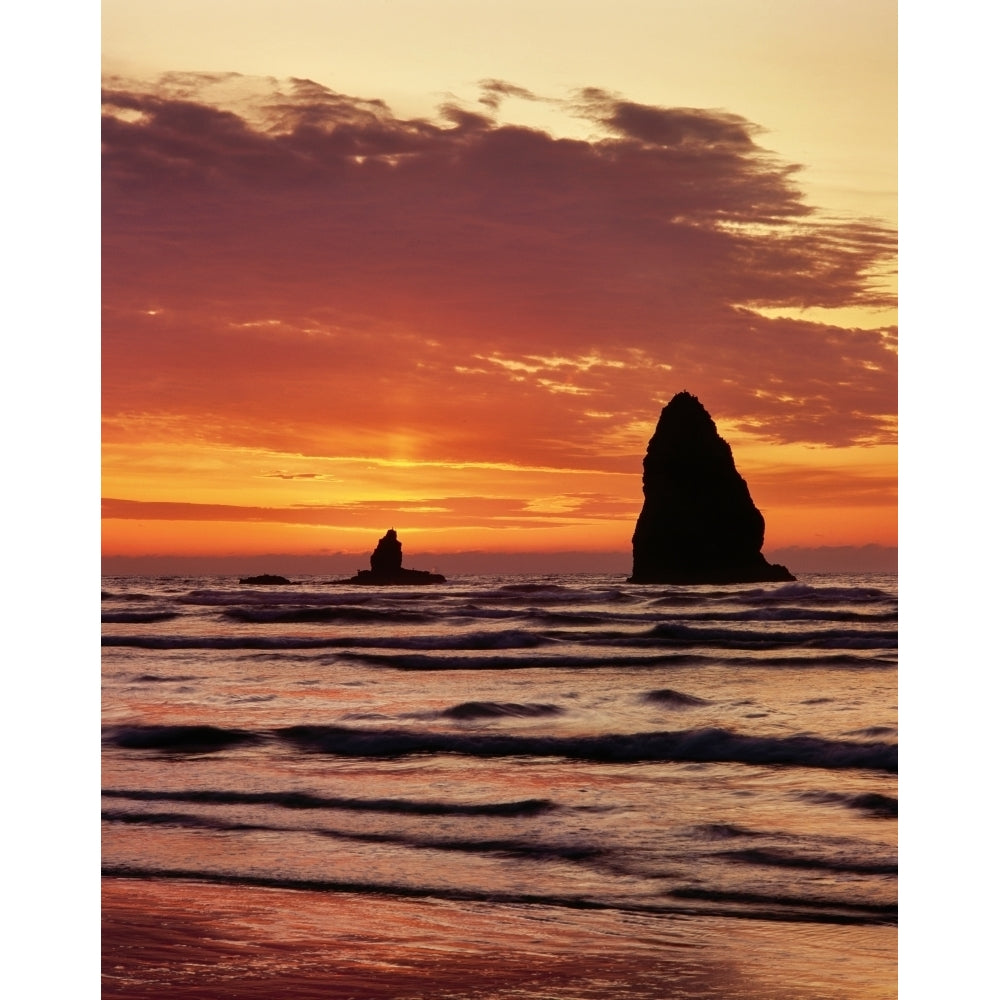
[476,79,542,111]
[102,73,896,457]
[101,493,636,531]
[574,87,761,150]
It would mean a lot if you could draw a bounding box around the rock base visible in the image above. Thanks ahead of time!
[338,568,447,586]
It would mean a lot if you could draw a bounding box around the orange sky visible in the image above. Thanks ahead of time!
[101,2,897,572]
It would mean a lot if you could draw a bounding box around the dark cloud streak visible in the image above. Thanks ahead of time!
[100,495,633,530]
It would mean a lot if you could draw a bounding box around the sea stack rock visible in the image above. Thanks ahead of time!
[369,528,403,575]
[629,392,794,584]
[340,529,446,585]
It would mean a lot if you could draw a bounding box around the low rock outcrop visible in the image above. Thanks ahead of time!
[340,529,446,585]
[628,392,794,584]
[239,574,293,585]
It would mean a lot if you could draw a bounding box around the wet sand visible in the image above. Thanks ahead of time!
[102,876,896,999]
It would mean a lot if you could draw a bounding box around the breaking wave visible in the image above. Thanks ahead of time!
[101,865,895,925]
[223,606,433,624]
[642,688,710,707]
[799,790,898,818]
[339,651,894,671]
[441,701,565,720]
[714,847,897,876]
[104,723,896,772]
[101,611,181,624]
[638,623,897,650]
[102,787,555,816]
[103,725,263,753]
[276,724,898,771]
[102,629,554,651]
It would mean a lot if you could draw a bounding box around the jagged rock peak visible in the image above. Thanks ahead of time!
[628,392,795,585]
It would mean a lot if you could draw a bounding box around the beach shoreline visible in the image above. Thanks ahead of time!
[103,573,896,999]
[102,876,896,1000]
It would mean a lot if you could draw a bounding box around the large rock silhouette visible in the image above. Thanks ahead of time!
[629,392,794,584]
[340,529,446,585]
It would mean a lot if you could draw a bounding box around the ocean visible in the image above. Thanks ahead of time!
[101,572,897,999]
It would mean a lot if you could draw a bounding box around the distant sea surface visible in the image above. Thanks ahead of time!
[102,572,897,999]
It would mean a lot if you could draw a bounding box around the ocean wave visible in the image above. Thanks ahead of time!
[441,701,565,720]
[643,583,895,608]
[101,865,894,925]
[738,583,895,604]
[222,606,433,624]
[799,790,898,818]
[642,689,710,707]
[276,724,898,772]
[843,726,897,739]
[646,592,734,606]
[102,628,555,652]
[101,611,182,624]
[740,653,896,667]
[523,610,610,625]
[103,722,897,771]
[641,582,893,604]
[102,632,896,669]
[668,886,896,920]
[180,589,376,607]
[384,603,608,625]
[715,847,897,876]
[479,583,637,606]
[341,651,706,670]
[693,823,766,840]
[651,607,899,624]
[130,673,202,683]
[103,809,268,831]
[103,725,263,753]
[341,650,894,671]
[103,807,602,863]
[637,623,897,650]
[103,635,351,650]
[316,830,604,863]
[102,787,555,816]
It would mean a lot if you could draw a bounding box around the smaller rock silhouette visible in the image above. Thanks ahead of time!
[629,392,794,584]
[340,529,446,585]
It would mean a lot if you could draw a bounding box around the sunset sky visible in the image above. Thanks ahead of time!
[101,0,897,574]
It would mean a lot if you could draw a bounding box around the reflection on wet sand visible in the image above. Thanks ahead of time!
[102,878,896,1000]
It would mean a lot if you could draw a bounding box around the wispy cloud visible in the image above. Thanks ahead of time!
[101,493,636,530]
